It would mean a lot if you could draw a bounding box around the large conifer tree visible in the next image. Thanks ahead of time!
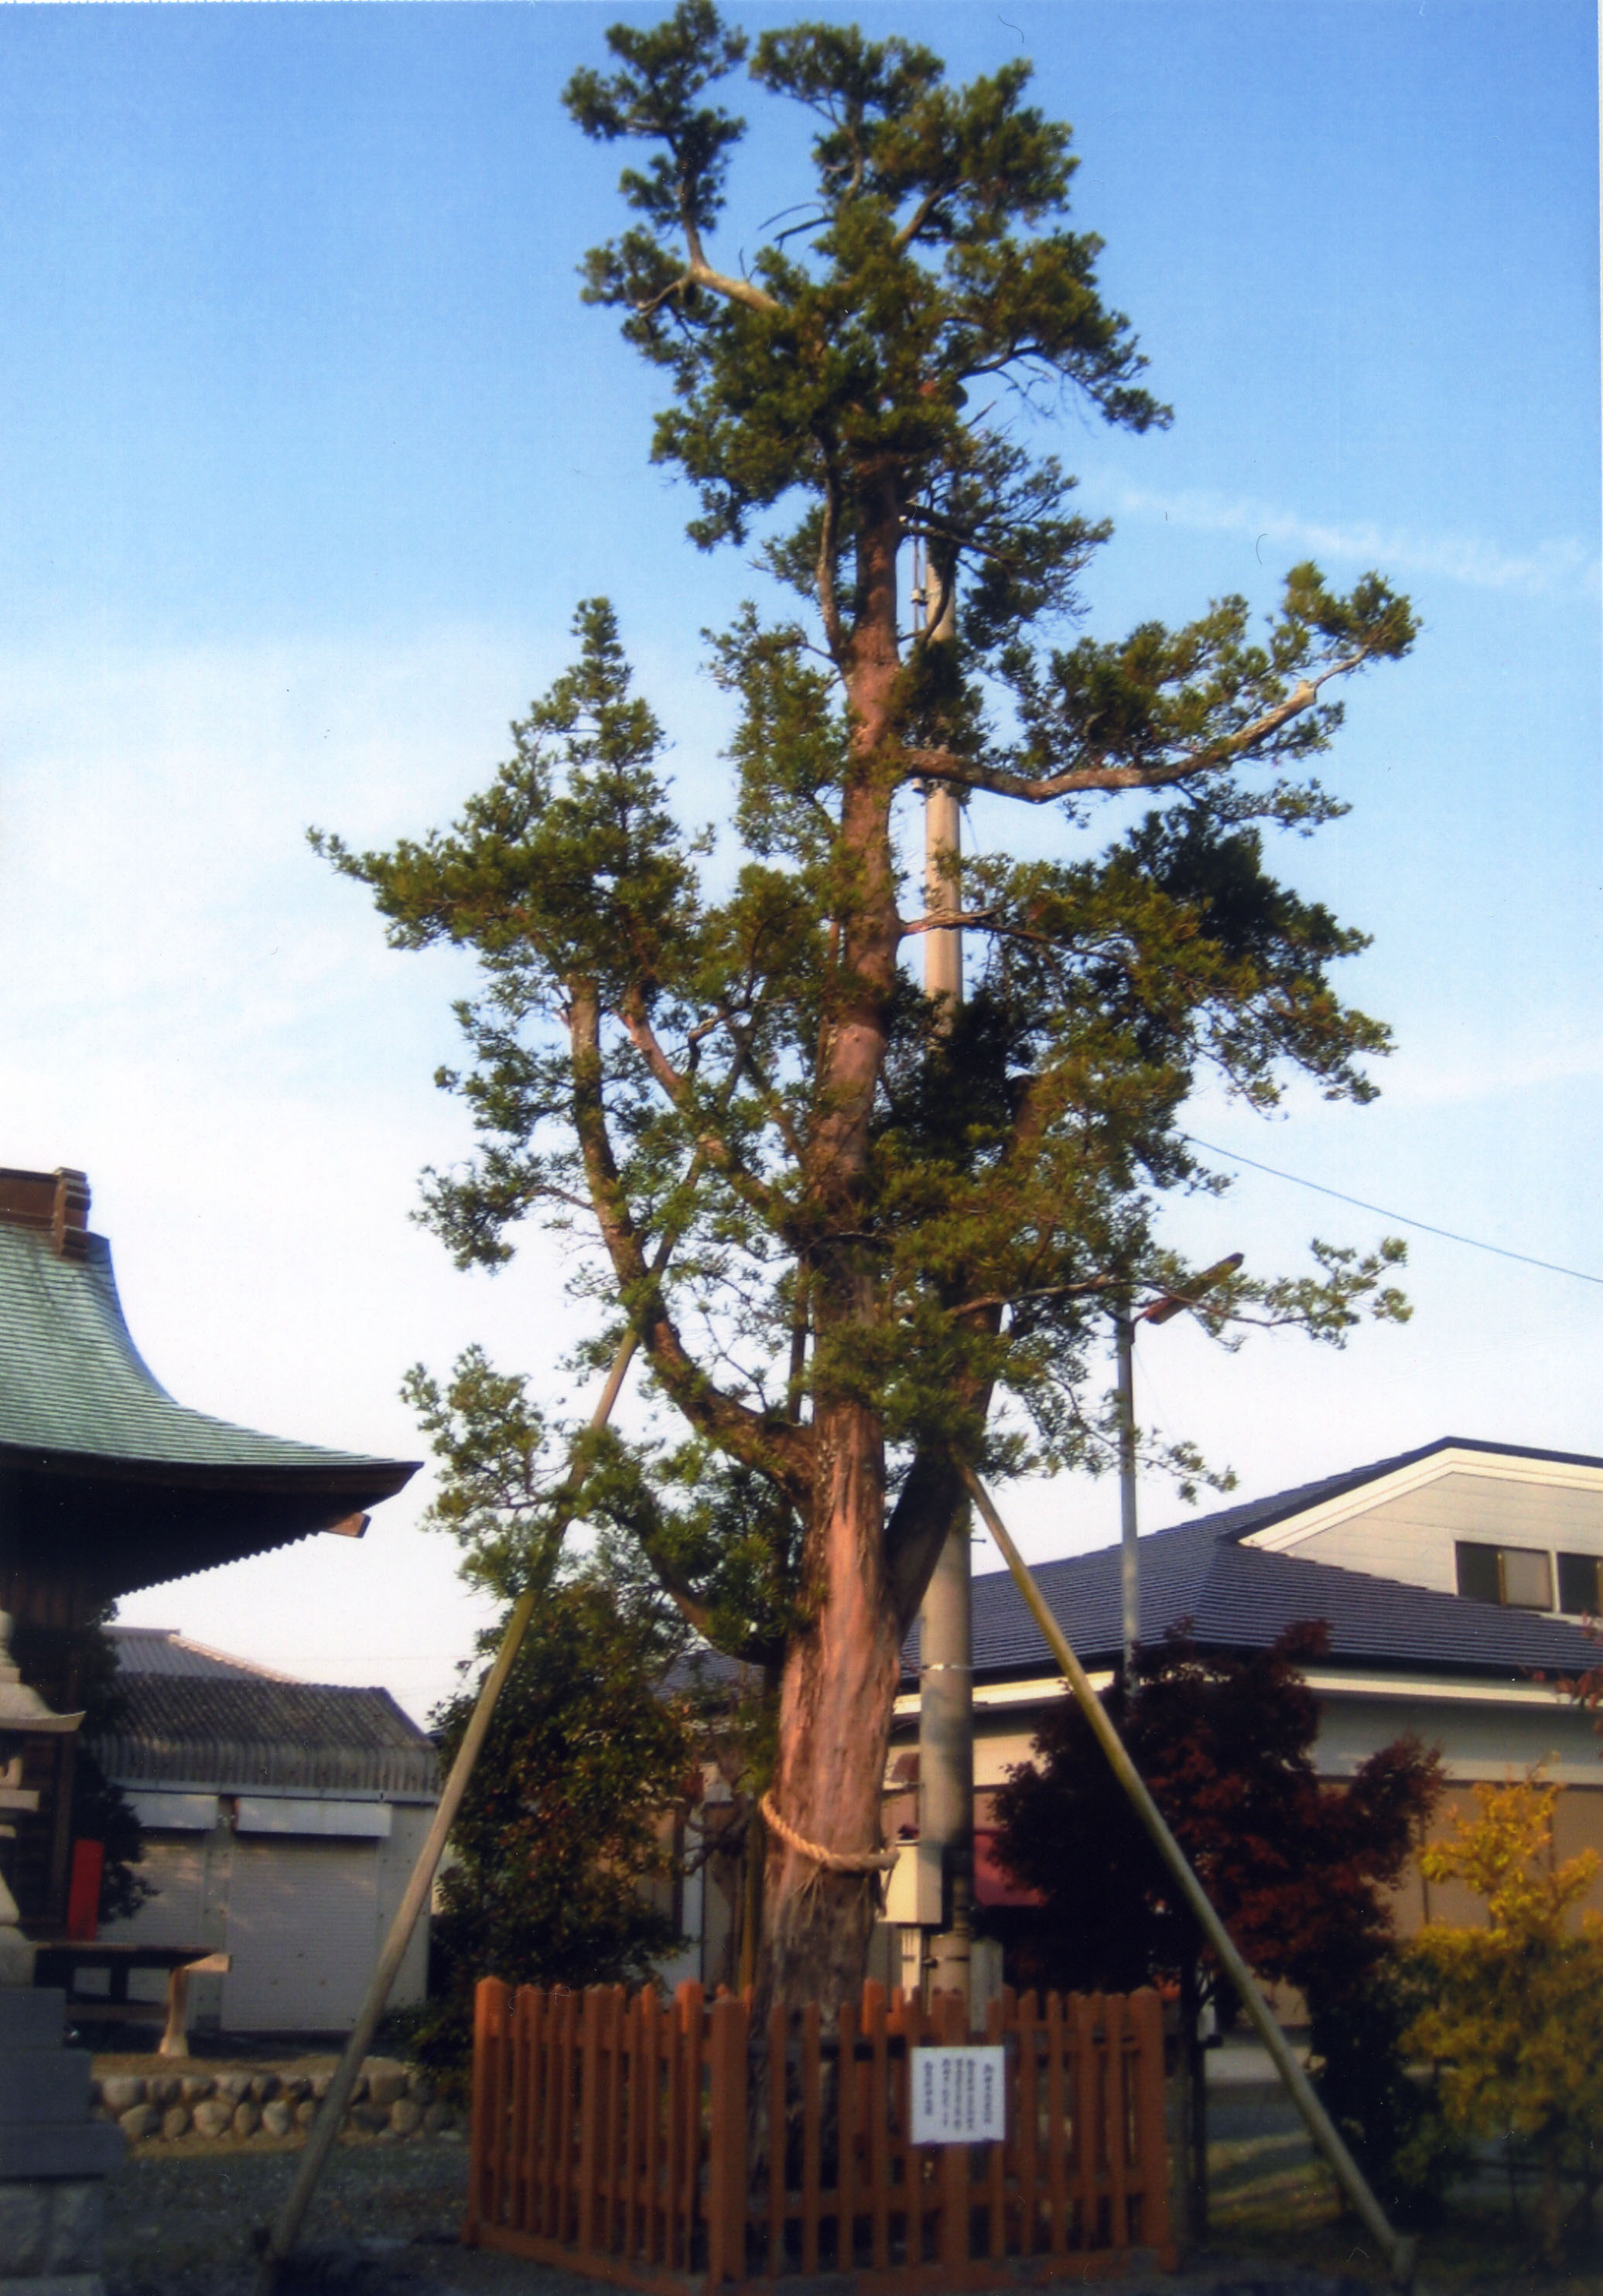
[326,6,1414,2010]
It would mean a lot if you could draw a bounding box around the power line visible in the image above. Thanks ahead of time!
[1185,1135,1603,1290]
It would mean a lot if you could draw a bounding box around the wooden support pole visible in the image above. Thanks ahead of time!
[254,1278,660,2291]
[960,1464,1417,2289]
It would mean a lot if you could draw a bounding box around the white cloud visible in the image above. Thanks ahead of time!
[1097,481,1600,599]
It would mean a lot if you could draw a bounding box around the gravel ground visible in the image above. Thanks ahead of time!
[102,2131,1382,2296]
[104,2134,538,2295]
[100,2120,1603,2296]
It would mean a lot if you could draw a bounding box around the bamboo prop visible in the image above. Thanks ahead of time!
[959,1464,1418,2291]
[255,1236,678,2291]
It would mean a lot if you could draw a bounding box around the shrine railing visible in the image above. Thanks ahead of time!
[466,1975,1174,2288]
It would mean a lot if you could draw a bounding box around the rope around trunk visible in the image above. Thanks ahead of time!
[760,1790,898,1875]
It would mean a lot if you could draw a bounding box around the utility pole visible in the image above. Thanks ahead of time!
[913,536,974,2011]
[1116,1301,1140,1679]
[1116,1253,1243,1681]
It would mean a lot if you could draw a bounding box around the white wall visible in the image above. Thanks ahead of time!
[101,1797,432,2033]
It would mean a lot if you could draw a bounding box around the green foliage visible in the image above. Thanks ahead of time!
[1306,1950,1459,2225]
[405,1346,803,1662]
[991,1625,1442,2215]
[323,12,1418,1990]
[70,1615,151,1927]
[401,1340,775,2072]
[12,1608,149,1928]
[992,1625,1439,2002]
[407,1568,696,2091]
[1404,1775,1603,2263]
[402,1348,560,1601]
[327,575,1411,1648]
[566,6,1166,563]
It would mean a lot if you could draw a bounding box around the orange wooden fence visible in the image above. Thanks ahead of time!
[466,1977,1174,2288]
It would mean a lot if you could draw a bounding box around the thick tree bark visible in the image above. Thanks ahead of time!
[758,1386,903,2019]
[753,490,917,2017]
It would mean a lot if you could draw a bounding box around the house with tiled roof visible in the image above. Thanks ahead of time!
[81,1626,438,2036]
[890,1438,1603,1951]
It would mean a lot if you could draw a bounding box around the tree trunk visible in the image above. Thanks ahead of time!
[751,492,911,2019]
[757,1389,903,2019]
[1538,2145,1567,2270]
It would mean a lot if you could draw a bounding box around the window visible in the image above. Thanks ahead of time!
[1454,1541,1553,1610]
[1557,1552,1603,1616]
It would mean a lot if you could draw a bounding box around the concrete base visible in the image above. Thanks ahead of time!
[0,1990,118,2296]
[0,2281,103,2296]
[0,2175,105,2283]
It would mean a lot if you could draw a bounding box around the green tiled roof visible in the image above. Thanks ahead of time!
[0,1222,396,1475]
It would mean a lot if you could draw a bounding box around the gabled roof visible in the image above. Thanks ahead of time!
[1190,1436,1603,1549]
[909,1443,1603,1686]
[108,1625,298,1682]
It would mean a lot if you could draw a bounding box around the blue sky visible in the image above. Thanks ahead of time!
[1,2,1597,1721]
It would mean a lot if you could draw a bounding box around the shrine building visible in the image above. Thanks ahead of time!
[0,1165,417,1936]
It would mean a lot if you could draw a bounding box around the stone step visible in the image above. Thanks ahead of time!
[0,2121,124,2179]
[0,1987,67,2051]
[0,2048,91,2126]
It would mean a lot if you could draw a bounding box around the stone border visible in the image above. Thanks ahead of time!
[91,2057,462,2147]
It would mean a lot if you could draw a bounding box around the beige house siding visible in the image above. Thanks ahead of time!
[1242,1459,1603,1609]
[1396,1781,1603,1936]
[891,1670,1603,1949]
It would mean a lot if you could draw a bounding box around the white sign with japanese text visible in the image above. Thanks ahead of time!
[908,2045,1007,2144]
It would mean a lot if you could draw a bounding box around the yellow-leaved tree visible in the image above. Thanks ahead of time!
[1405,1773,1603,2264]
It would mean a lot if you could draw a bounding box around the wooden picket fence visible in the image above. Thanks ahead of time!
[465,1976,1174,2288]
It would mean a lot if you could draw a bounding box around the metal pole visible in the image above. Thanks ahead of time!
[920,1492,973,2005]
[959,1464,1417,2290]
[1115,1303,1139,1677]
[254,1292,654,2291]
[1116,1252,1242,1682]
[915,538,973,2010]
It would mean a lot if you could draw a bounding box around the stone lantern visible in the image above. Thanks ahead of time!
[0,1611,82,1987]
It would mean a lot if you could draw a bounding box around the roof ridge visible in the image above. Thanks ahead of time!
[110,1625,302,1683]
[970,1437,1603,1589]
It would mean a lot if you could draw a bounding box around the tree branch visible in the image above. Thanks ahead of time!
[569,984,812,1502]
[901,907,998,936]
[621,999,689,1102]
[943,1276,1119,1319]
[726,1026,808,1172]
[902,655,1379,804]
[815,461,846,662]
[891,185,947,255]
[617,997,783,1228]
[680,203,783,314]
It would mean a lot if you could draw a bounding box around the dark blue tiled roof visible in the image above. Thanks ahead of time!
[908,1440,1603,1683]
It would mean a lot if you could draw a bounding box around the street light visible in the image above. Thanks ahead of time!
[1116,1254,1243,1677]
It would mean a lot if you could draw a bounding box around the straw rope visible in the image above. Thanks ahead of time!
[760,1790,898,1875]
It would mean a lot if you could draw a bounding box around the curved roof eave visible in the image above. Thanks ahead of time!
[0,1222,415,1494]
